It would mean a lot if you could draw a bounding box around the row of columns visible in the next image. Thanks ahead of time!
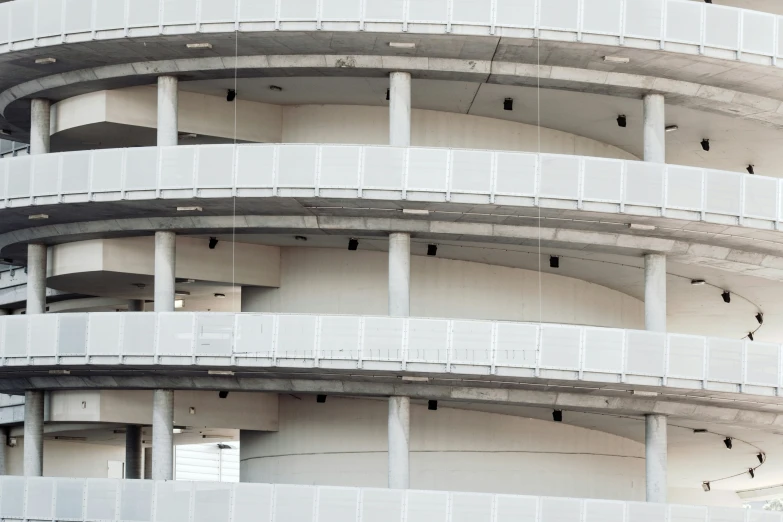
[19,75,667,498]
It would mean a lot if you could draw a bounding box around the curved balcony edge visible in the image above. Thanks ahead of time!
[0,477,770,521]
[0,0,782,73]
[0,312,780,401]
[0,144,779,234]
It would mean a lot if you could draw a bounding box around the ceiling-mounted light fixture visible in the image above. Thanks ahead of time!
[209,237,219,249]
[186,43,213,49]
[427,244,438,257]
[34,57,57,65]
[226,89,236,102]
[702,482,711,492]
[724,437,733,450]
[552,410,563,422]
[691,280,706,286]
[603,55,630,64]
[665,125,679,133]
[550,256,560,268]
[504,98,514,111]
[348,238,359,251]
[389,42,416,49]
[176,206,202,212]
[747,165,755,175]
[428,400,438,411]
[748,468,755,478]
[756,313,764,325]
[758,453,765,464]
[214,293,226,299]
[617,115,627,128]
[748,332,754,341]
[721,291,731,304]
[701,139,710,152]
[316,394,327,403]
[269,85,283,92]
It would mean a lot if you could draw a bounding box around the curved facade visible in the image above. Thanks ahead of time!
[2,0,783,517]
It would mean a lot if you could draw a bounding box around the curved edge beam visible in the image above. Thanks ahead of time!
[3,56,783,132]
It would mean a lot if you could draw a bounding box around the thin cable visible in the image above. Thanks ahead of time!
[536,26,542,326]
[232,29,238,313]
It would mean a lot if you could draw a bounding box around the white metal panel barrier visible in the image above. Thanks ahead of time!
[0,145,781,231]
[0,477,777,522]
[1,0,782,71]
[0,313,780,398]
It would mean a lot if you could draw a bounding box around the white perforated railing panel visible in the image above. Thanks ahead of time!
[0,477,775,522]
[0,313,779,398]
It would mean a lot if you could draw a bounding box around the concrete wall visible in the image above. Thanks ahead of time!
[6,438,124,478]
[240,396,646,501]
[51,88,636,160]
[242,248,645,329]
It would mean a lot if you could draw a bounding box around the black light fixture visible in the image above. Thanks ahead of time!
[758,453,765,464]
[617,115,627,128]
[386,88,390,101]
[503,98,513,111]
[316,394,327,403]
[427,244,438,256]
[702,482,711,492]
[748,332,754,341]
[724,437,733,450]
[704,0,712,3]
[348,238,359,251]
[550,256,560,268]
[226,89,236,102]
[721,291,731,304]
[209,237,219,249]
[747,165,755,175]
[748,468,756,478]
[295,235,308,241]
[552,410,563,422]
[756,313,764,325]
[701,139,710,152]
[218,391,229,399]
[428,400,438,411]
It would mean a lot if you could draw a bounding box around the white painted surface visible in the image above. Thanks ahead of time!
[240,396,646,501]
[248,248,644,329]
[6,439,124,478]
[48,237,281,290]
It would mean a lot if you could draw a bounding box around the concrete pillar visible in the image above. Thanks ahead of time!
[125,425,143,479]
[23,390,44,477]
[151,390,174,480]
[154,231,176,312]
[30,99,51,155]
[26,244,47,315]
[157,76,179,147]
[388,233,411,318]
[128,300,145,312]
[643,94,665,164]
[644,254,667,332]
[645,414,667,503]
[389,72,411,147]
[388,396,410,489]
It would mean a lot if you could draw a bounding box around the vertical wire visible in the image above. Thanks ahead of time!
[232,28,238,313]
[536,24,543,326]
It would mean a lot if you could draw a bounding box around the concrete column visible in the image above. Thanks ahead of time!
[30,99,51,155]
[645,414,667,503]
[151,390,174,480]
[128,300,145,312]
[643,94,665,163]
[125,425,143,479]
[388,233,411,317]
[157,76,179,147]
[388,396,410,489]
[23,390,44,477]
[26,244,47,315]
[154,231,176,312]
[644,254,666,332]
[389,72,411,147]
